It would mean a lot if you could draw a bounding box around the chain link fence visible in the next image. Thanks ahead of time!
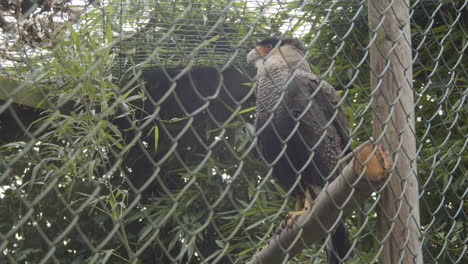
[0,0,466,263]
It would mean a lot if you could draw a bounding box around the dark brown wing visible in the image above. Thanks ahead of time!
[284,73,352,263]
[256,72,349,191]
[284,72,349,181]
[255,72,352,262]
[285,74,349,154]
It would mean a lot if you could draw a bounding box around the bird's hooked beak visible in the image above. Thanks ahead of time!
[246,48,259,64]
[247,45,273,64]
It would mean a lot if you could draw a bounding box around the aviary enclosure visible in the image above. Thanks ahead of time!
[0,0,466,263]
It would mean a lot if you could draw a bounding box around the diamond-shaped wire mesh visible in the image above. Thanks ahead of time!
[0,0,466,263]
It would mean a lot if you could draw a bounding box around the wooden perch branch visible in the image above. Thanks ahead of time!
[247,142,392,264]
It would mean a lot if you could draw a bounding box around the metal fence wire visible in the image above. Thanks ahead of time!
[0,0,466,263]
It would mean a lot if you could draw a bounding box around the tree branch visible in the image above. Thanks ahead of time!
[247,142,393,264]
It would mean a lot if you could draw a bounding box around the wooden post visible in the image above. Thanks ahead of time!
[368,0,422,263]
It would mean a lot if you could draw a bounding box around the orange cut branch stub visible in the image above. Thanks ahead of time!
[353,142,392,182]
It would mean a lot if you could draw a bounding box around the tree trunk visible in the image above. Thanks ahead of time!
[368,0,422,263]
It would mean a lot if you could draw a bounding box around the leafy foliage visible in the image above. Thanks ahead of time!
[0,0,466,263]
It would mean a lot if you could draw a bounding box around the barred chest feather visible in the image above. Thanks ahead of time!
[255,64,313,121]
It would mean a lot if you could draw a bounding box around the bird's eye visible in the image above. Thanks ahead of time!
[267,44,273,49]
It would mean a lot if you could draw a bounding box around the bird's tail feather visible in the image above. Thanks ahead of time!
[326,222,351,264]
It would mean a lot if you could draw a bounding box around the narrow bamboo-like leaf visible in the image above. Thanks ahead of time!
[239,106,256,114]
[246,218,268,231]
[162,116,188,123]
[103,130,123,150]
[154,125,159,151]
[100,250,113,264]
[138,224,154,242]
[105,21,113,43]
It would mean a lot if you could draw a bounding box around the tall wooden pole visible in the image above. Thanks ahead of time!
[368,0,422,263]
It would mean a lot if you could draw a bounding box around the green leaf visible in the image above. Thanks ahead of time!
[239,106,256,114]
[161,116,189,123]
[102,129,123,150]
[154,125,159,151]
[138,224,154,242]
[105,21,113,43]
[101,250,113,264]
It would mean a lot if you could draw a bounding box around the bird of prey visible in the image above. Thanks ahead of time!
[247,37,351,263]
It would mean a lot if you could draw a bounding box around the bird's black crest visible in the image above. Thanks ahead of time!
[256,37,305,51]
